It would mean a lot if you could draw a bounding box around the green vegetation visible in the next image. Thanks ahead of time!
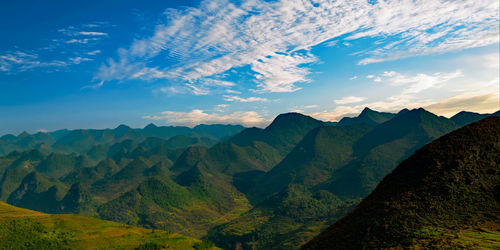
[303,117,500,249]
[0,201,218,249]
[0,109,498,249]
[0,123,245,157]
[0,218,74,249]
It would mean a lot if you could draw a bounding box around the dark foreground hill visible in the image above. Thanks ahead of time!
[0,201,218,249]
[303,117,500,249]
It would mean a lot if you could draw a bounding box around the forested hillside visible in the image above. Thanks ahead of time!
[0,108,497,249]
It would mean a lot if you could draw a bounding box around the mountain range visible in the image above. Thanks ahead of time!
[304,116,500,249]
[0,108,498,249]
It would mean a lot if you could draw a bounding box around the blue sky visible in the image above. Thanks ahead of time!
[0,0,499,134]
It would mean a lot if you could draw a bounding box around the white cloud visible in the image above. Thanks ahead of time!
[223,95,267,102]
[457,53,500,70]
[81,80,104,90]
[226,89,242,94]
[186,84,210,95]
[0,51,68,72]
[334,96,366,104]
[69,57,93,64]
[372,70,463,94]
[425,92,499,117]
[144,109,269,127]
[308,69,497,121]
[309,106,365,121]
[77,31,108,36]
[0,23,110,74]
[0,50,99,73]
[154,86,185,95]
[97,0,498,93]
[214,104,230,112]
[349,76,358,80]
[203,79,235,87]
[65,38,101,44]
[324,40,338,47]
[87,50,102,55]
[58,27,109,37]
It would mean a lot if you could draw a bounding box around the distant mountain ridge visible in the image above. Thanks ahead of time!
[338,107,395,126]
[0,123,245,156]
[0,108,498,249]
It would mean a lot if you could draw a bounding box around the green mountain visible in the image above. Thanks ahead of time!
[59,182,96,215]
[337,107,395,126]
[7,171,67,213]
[61,158,120,186]
[209,125,372,249]
[230,112,324,154]
[450,110,499,127]
[193,124,246,140]
[99,165,251,237]
[165,134,218,149]
[90,157,151,202]
[0,123,245,157]
[248,124,373,203]
[209,108,462,249]
[304,117,500,249]
[35,153,92,179]
[1,108,492,249]
[329,108,458,198]
[0,149,45,200]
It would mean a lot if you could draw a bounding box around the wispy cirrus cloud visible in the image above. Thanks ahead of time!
[144,109,269,127]
[334,96,366,105]
[0,23,111,74]
[370,70,464,94]
[87,50,102,56]
[223,95,267,103]
[96,0,498,94]
[0,51,68,72]
[77,31,108,36]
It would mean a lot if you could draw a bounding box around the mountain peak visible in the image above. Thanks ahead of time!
[267,112,322,130]
[144,123,157,129]
[408,108,437,119]
[338,108,395,126]
[18,131,30,137]
[360,107,374,114]
[396,108,410,116]
[115,124,130,130]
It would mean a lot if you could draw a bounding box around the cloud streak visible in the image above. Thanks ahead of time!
[334,96,366,105]
[223,95,267,102]
[371,70,464,94]
[0,23,110,74]
[97,0,498,94]
[144,109,269,127]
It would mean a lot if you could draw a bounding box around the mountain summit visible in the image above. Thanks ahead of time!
[338,107,395,126]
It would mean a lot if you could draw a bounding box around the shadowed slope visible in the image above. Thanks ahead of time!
[338,107,395,126]
[304,117,500,249]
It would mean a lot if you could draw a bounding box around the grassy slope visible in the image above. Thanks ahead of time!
[303,117,500,249]
[0,201,218,249]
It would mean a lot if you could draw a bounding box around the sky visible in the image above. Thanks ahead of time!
[0,0,499,134]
